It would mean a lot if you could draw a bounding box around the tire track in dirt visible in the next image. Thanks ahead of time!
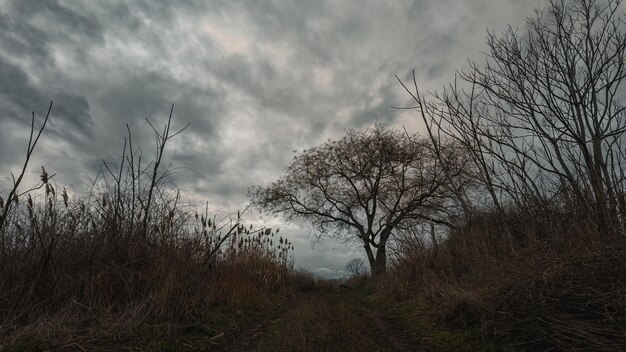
[213,294,304,351]
[214,285,430,352]
[362,307,430,352]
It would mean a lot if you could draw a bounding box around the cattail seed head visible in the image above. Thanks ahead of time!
[62,188,68,208]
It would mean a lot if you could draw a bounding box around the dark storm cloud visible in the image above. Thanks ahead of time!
[0,57,93,143]
[0,13,49,64]
[10,0,104,39]
[0,0,103,170]
[0,0,547,274]
[97,71,222,137]
[0,120,30,169]
[0,58,44,118]
[348,82,402,127]
[2,0,104,69]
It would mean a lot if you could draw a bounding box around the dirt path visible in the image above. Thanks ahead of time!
[362,307,422,352]
[214,318,271,351]
[214,298,300,352]
[214,283,428,352]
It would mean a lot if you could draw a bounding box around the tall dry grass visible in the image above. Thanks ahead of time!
[382,202,626,351]
[0,108,306,349]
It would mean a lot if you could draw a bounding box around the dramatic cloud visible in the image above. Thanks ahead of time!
[0,0,545,276]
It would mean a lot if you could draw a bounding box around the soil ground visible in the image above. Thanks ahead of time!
[2,280,495,351]
[212,280,434,352]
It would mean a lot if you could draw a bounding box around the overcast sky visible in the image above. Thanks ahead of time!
[0,0,546,277]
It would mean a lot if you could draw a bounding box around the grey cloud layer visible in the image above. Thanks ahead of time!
[0,0,545,275]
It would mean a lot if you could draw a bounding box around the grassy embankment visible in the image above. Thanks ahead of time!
[380,209,626,351]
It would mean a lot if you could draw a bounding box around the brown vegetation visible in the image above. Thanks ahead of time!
[383,207,626,351]
[385,0,626,350]
[0,105,308,350]
[3,1,626,351]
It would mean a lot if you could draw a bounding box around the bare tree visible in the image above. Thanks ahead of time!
[400,0,626,235]
[250,124,467,278]
[345,258,366,278]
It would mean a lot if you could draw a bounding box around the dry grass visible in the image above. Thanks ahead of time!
[0,115,312,350]
[257,284,396,352]
[382,206,626,351]
[0,189,305,350]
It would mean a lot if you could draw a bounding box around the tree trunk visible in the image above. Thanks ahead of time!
[362,240,375,275]
[372,246,387,279]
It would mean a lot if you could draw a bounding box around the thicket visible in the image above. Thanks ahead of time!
[0,104,304,349]
[385,0,626,350]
